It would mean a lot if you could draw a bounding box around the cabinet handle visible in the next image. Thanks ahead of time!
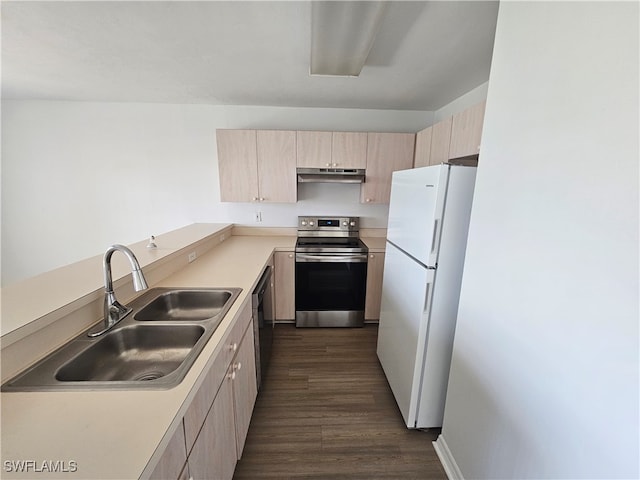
[252,197,258,202]
[288,253,293,258]
[229,342,238,353]
[227,370,236,380]
[370,254,375,259]
[235,362,242,372]
[326,163,331,167]
[365,198,372,203]
[332,163,338,167]
[259,197,265,202]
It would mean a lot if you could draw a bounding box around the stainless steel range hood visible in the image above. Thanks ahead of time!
[297,168,366,184]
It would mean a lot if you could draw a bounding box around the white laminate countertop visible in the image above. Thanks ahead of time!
[1,235,295,480]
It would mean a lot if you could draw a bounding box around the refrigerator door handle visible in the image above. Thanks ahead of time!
[430,219,439,253]
[423,282,431,313]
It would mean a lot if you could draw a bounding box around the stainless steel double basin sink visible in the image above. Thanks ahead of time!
[2,288,241,391]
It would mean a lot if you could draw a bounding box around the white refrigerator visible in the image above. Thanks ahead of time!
[377,164,477,428]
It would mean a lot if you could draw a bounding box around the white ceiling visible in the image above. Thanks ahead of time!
[1,1,499,111]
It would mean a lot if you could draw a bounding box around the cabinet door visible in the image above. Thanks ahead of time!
[188,370,237,480]
[361,133,415,204]
[148,423,188,480]
[266,255,276,324]
[217,129,259,202]
[413,126,433,168]
[297,131,332,168]
[274,251,295,320]
[365,252,385,320]
[232,324,258,459]
[449,100,486,159]
[332,132,367,169]
[183,350,232,453]
[429,118,452,165]
[256,130,297,203]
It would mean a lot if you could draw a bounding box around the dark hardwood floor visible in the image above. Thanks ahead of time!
[233,325,447,479]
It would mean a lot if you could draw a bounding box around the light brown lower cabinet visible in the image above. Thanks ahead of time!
[188,372,237,480]
[365,252,385,321]
[231,324,257,458]
[148,422,189,480]
[274,251,295,321]
[149,300,257,480]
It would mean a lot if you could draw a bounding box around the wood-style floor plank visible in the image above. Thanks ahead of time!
[233,325,447,479]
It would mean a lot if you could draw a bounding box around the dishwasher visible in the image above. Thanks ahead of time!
[252,266,274,390]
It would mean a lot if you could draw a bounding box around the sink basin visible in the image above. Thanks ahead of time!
[55,325,204,382]
[134,289,234,321]
[2,287,242,391]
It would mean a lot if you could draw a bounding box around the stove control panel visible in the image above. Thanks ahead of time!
[298,216,359,232]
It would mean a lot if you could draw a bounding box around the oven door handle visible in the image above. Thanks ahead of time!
[295,253,369,263]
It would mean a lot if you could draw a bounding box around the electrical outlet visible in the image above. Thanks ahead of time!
[188,251,197,263]
[255,211,262,222]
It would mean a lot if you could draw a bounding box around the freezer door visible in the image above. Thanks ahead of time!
[377,241,435,428]
[387,165,449,267]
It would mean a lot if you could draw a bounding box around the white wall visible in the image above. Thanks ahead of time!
[1,101,432,285]
[434,81,489,122]
[439,2,638,479]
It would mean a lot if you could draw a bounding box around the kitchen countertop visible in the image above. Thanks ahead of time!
[2,223,234,340]
[361,236,387,252]
[1,234,295,479]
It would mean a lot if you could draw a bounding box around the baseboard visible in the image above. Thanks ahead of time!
[433,435,464,480]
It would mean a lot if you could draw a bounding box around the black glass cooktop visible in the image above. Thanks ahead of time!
[296,237,362,247]
[295,237,368,253]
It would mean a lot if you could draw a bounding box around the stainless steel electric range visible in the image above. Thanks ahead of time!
[295,216,368,327]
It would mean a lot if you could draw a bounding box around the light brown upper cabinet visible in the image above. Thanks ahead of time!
[296,131,332,168]
[430,117,453,165]
[217,129,297,203]
[449,100,486,159]
[296,131,367,169]
[217,129,259,203]
[413,125,433,168]
[362,133,415,204]
[331,132,367,169]
[256,130,297,203]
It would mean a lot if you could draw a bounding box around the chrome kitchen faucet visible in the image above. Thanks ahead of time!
[88,244,148,337]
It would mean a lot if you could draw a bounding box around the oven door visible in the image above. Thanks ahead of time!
[295,253,368,327]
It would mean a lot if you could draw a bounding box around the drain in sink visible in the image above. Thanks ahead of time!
[133,371,165,381]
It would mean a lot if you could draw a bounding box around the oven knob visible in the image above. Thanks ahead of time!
[301,220,307,226]
[309,221,315,226]
[342,221,348,226]
[350,221,356,227]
